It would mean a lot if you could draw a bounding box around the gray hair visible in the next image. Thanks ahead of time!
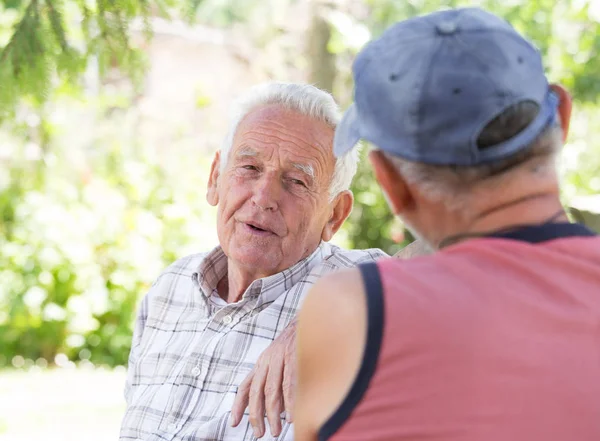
[219,82,359,200]
[386,101,563,210]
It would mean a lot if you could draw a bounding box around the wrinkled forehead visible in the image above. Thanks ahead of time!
[232,104,336,174]
[234,104,335,147]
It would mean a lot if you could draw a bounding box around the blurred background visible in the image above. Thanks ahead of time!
[0,0,599,439]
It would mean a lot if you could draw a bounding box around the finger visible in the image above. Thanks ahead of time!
[282,356,295,423]
[231,372,253,427]
[248,365,268,438]
[264,356,285,436]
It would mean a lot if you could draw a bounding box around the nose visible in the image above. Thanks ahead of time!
[251,173,280,211]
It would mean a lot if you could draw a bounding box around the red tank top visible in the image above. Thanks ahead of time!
[321,223,600,441]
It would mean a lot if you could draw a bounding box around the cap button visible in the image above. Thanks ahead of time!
[436,21,458,35]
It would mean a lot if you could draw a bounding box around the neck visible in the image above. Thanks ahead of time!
[404,163,568,249]
[217,261,273,304]
[477,190,564,224]
[434,192,568,248]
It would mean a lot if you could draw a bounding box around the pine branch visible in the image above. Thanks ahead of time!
[0,0,154,119]
[46,0,69,52]
[0,0,40,66]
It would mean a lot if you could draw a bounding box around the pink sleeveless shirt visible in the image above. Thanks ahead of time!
[321,223,600,441]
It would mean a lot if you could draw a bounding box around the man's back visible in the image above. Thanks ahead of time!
[322,226,600,441]
[295,7,598,441]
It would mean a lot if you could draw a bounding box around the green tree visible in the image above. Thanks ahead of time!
[0,0,164,121]
[0,0,300,121]
[0,0,289,368]
[1,0,598,368]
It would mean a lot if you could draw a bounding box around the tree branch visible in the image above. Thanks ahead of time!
[0,0,40,65]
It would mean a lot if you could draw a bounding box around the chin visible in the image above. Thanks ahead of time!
[231,249,281,273]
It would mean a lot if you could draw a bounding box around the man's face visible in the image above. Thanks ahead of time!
[207,104,339,277]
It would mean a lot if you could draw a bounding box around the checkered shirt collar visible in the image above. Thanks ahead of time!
[193,242,330,307]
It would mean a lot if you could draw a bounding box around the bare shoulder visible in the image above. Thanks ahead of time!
[296,267,368,440]
[301,267,366,322]
[310,266,365,298]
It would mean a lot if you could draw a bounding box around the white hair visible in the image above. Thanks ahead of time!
[385,124,563,211]
[220,82,359,200]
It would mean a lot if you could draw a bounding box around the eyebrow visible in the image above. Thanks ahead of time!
[234,147,258,158]
[292,163,315,181]
[234,147,316,181]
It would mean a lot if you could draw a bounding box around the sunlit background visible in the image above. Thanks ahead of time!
[0,0,599,439]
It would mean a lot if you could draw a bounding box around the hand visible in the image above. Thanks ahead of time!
[231,319,297,438]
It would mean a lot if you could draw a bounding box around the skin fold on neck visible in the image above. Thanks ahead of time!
[434,171,567,249]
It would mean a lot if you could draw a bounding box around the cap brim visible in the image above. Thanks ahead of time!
[334,104,362,158]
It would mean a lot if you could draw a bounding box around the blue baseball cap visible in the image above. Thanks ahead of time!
[334,7,559,166]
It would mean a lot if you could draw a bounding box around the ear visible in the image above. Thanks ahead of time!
[206,151,221,207]
[321,190,354,242]
[368,150,414,216]
[550,83,572,142]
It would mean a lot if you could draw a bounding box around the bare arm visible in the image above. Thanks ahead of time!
[295,269,367,441]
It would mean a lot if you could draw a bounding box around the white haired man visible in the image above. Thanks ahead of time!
[119,82,387,441]
[296,8,600,441]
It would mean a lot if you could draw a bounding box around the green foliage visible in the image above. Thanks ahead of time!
[343,149,409,255]
[1,0,599,368]
[0,0,178,121]
[0,0,271,369]
[0,87,217,367]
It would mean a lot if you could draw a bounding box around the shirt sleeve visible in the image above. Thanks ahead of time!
[124,287,150,405]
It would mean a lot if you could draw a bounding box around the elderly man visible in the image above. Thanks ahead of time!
[119,82,386,441]
[296,8,600,441]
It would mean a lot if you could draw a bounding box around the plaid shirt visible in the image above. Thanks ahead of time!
[120,242,386,441]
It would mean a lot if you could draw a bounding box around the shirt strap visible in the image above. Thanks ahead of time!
[489,222,597,244]
[318,262,385,441]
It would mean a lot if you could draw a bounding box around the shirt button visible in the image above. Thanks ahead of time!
[222,314,233,325]
[167,423,177,432]
[191,366,201,377]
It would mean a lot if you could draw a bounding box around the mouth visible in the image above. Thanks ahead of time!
[244,222,276,236]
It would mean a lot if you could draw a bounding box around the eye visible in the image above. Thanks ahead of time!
[290,178,307,187]
[241,165,258,171]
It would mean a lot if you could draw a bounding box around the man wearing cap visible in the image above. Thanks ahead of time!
[295,7,600,441]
